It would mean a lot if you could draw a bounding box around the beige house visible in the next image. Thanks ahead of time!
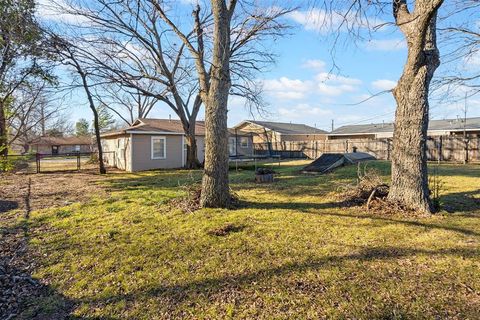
[30,136,93,154]
[233,120,328,144]
[101,118,254,172]
[101,119,206,172]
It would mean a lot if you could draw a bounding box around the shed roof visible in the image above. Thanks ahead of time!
[330,117,480,136]
[236,120,327,135]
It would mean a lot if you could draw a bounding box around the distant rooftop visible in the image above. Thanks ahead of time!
[330,117,480,136]
[31,136,93,146]
[238,120,327,135]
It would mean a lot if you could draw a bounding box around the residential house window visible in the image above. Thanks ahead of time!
[151,136,166,159]
[240,137,249,148]
[74,145,81,152]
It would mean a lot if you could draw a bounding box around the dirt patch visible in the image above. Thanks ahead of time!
[0,171,110,319]
[0,172,107,213]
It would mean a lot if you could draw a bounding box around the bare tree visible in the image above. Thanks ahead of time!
[50,0,290,171]
[50,35,107,174]
[154,0,292,207]
[386,0,444,214]
[95,83,158,126]
[311,0,452,213]
[7,82,65,153]
[435,1,480,95]
[51,0,207,168]
[0,0,53,156]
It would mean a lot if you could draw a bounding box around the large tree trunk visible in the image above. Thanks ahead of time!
[200,0,233,208]
[92,108,106,174]
[78,69,106,174]
[185,130,201,169]
[388,1,442,214]
[0,101,7,156]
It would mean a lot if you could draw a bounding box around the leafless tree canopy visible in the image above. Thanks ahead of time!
[435,0,480,97]
[44,0,292,168]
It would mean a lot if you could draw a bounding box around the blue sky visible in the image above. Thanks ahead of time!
[38,1,480,131]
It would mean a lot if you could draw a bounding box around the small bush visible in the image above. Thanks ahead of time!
[0,157,15,172]
[0,156,31,172]
[429,166,444,212]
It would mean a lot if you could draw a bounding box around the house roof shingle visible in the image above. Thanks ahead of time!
[239,120,328,135]
[330,117,480,136]
[101,118,208,137]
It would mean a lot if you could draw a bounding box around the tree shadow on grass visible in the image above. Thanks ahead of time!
[77,245,479,309]
[104,171,202,192]
[440,189,480,214]
[239,199,480,237]
[0,200,18,213]
[1,219,120,319]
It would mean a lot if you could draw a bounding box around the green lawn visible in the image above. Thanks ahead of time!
[14,161,480,318]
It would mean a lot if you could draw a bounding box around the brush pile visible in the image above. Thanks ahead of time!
[339,164,389,209]
[170,183,202,213]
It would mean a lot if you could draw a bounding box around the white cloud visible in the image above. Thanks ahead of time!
[301,59,326,71]
[36,0,90,25]
[288,9,384,34]
[261,70,366,125]
[287,9,333,34]
[180,0,199,5]
[315,72,362,96]
[278,103,332,119]
[263,72,362,99]
[317,83,355,96]
[315,73,362,86]
[371,79,397,91]
[263,77,313,100]
[364,38,407,51]
[465,51,480,67]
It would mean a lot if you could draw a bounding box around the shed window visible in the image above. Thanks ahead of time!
[240,137,249,148]
[151,136,166,159]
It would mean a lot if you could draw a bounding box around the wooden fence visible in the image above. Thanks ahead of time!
[253,135,480,162]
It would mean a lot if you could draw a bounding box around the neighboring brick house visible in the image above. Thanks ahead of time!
[233,120,328,144]
[327,117,480,162]
[328,117,480,140]
[30,136,94,154]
